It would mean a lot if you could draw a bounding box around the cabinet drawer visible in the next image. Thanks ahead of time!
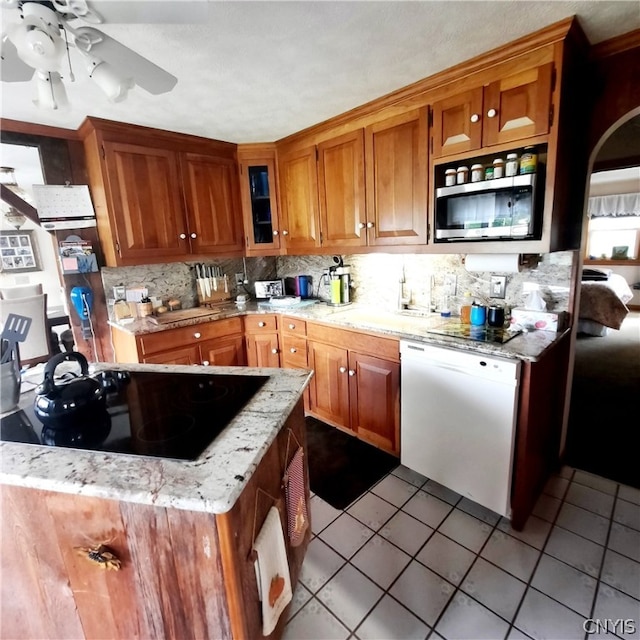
[281,316,307,336]
[138,317,242,356]
[306,322,399,362]
[281,335,307,368]
[245,314,278,333]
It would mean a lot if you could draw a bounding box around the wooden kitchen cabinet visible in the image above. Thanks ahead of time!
[0,399,310,640]
[80,117,242,266]
[111,317,246,366]
[432,62,554,158]
[306,322,400,455]
[245,314,280,367]
[318,129,367,249]
[238,146,282,255]
[277,145,321,252]
[365,109,428,246]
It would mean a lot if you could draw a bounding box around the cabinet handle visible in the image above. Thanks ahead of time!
[194,332,201,339]
[366,222,374,229]
[470,113,480,123]
[282,230,289,236]
[288,323,295,330]
[339,366,346,373]
[358,222,365,229]
[487,108,497,118]
[290,347,297,353]
[348,369,356,376]
[202,360,209,366]
[258,321,266,327]
[273,230,279,236]
[271,348,279,355]
[190,233,197,239]
[179,233,187,239]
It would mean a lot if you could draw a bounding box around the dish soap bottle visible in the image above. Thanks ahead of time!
[460,292,472,324]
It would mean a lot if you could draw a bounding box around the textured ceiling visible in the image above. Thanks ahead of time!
[1,1,640,144]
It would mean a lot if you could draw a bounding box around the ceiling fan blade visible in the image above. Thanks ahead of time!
[1,33,36,82]
[73,26,176,94]
[70,1,209,24]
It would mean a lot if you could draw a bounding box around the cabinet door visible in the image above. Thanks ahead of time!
[180,152,244,255]
[201,336,247,367]
[246,333,280,368]
[102,142,188,261]
[318,130,367,249]
[482,63,553,147]
[307,341,350,430]
[239,158,281,254]
[278,146,321,251]
[431,87,484,158]
[365,109,428,246]
[348,352,400,455]
[142,345,200,365]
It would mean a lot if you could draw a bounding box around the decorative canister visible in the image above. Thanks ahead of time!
[445,168,457,186]
[505,153,519,177]
[519,147,537,174]
[493,158,505,178]
[456,166,469,184]
[471,164,484,182]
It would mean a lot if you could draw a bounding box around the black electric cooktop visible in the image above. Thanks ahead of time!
[0,371,269,461]
[426,322,522,344]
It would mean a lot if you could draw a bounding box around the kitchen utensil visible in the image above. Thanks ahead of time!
[34,352,106,427]
[470,304,487,326]
[0,313,32,364]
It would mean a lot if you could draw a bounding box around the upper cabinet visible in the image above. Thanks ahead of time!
[365,109,428,246]
[81,118,243,266]
[432,62,554,158]
[237,145,282,255]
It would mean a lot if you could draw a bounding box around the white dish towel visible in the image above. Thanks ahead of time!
[253,506,292,636]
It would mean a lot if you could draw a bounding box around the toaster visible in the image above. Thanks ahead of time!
[254,279,284,299]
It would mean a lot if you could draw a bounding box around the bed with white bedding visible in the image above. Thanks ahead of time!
[578,271,633,336]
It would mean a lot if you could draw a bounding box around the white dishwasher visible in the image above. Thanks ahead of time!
[400,340,521,518]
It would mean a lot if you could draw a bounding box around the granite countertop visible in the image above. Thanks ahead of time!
[0,363,312,515]
[110,301,566,362]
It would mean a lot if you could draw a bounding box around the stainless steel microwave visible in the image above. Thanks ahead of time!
[434,174,541,242]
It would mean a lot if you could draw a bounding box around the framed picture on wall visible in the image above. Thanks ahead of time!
[0,230,42,273]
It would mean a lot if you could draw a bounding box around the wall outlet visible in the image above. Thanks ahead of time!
[444,274,457,296]
[235,273,245,287]
[490,275,507,299]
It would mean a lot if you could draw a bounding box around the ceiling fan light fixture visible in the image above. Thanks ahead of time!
[33,70,69,110]
[89,60,134,103]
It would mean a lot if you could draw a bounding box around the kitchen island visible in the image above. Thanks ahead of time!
[0,364,313,640]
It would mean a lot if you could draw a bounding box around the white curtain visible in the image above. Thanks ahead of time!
[588,193,640,218]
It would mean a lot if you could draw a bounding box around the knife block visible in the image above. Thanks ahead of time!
[197,276,233,307]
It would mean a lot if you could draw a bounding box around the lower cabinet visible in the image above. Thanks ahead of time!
[0,399,310,640]
[306,323,400,456]
[111,317,246,366]
[245,314,280,367]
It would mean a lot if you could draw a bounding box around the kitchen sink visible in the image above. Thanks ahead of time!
[330,308,435,331]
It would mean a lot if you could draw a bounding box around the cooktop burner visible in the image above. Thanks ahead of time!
[0,371,269,460]
[425,322,522,344]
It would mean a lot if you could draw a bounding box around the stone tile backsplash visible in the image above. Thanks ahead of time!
[102,251,575,319]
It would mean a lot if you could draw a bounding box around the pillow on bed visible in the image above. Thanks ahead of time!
[580,283,629,329]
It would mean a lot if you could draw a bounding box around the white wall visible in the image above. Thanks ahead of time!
[0,143,64,309]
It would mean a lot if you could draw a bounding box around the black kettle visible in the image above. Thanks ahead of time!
[34,352,106,427]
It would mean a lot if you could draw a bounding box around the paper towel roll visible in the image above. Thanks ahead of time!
[464,254,521,273]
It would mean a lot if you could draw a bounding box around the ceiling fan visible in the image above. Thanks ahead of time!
[0,0,179,109]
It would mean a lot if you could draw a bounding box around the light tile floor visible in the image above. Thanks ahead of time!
[284,465,640,640]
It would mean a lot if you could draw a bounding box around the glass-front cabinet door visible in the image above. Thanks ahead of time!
[239,156,281,254]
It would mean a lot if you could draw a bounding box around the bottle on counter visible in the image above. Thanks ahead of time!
[460,292,472,324]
